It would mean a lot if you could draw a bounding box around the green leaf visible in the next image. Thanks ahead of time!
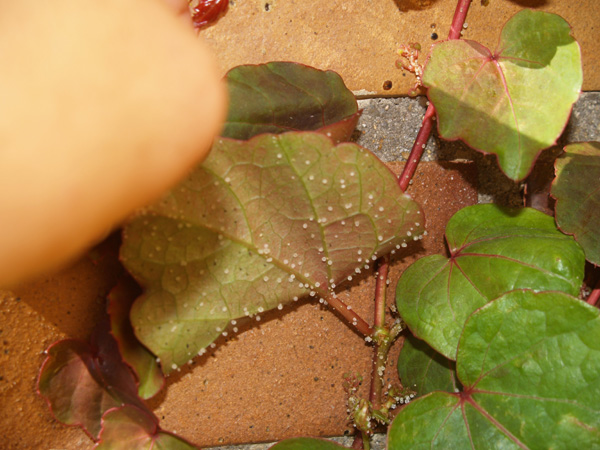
[423,10,582,180]
[396,204,585,359]
[270,437,348,450]
[552,142,600,265]
[121,132,424,372]
[388,290,600,449]
[95,405,198,450]
[37,321,151,439]
[107,277,164,400]
[223,62,359,142]
[397,334,458,397]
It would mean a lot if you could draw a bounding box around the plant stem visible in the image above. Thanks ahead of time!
[397,0,472,192]
[588,280,600,307]
[369,257,390,408]
[327,293,373,336]
[352,2,475,448]
[398,104,436,192]
[448,0,472,40]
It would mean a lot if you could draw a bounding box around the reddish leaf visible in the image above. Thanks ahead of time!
[423,10,582,180]
[38,320,151,439]
[108,278,165,399]
[95,405,198,450]
[223,62,360,143]
[552,142,600,266]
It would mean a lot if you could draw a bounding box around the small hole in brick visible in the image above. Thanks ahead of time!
[431,32,438,40]
[264,3,271,11]
[383,80,393,90]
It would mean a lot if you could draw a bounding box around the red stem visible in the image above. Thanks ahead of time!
[354,2,474,448]
[398,104,436,192]
[448,0,472,40]
[397,0,471,192]
[588,280,600,307]
[327,293,373,336]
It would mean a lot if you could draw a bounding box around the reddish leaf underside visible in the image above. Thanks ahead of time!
[95,405,198,450]
[223,62,360,142]
[108,277,165,399]
[121,131,424,372]
[38,321,152,439]
[552,142,600,266]
[423,10,582,181]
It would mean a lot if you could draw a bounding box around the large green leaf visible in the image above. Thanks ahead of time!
[397,334,458,397]
[552,142,600,265]
[423,10,582,181]
[223,62,360,142]
[121,132,423,372]
[270,438,347,450]
[95,405,198,450]
[396,204,585,360]
[388,290,600,449]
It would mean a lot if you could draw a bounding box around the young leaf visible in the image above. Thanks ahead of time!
[121,132,424,372]
[95,405,198,450]
[107,277,165,399]
[423,10,582,181]
[38,320,151,439]
[552,142,600,265]
[388,290,600,449]
[270,437,348,450]
[397,334,458,397]
[223,62,360,142]
[396,204,585,360]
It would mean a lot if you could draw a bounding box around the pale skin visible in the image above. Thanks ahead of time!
[0,0,227,287]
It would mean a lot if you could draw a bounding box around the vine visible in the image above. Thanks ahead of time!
[35,1,600,449]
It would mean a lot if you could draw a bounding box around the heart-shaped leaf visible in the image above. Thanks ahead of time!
[270,438,348,450]
[397,334,458,397]
[95,405,198,450]
[552,142,600,265]
[121,131,424,372]
[396,204,585,360]
[107,277,164,399]
[388,290,600,449]
[223,62,360,142]
[38,320,151,439]
[423,10,582,180]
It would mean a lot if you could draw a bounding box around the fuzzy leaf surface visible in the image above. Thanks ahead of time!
[396,204,584,360]
[397,334,458,397]
[423,10,582,180]
[388,290,600,449]
[270,438,348,450]
[121,132,423,371]
[95,405,197,450]
[37,321,150,439]
[223,62,359,142]
[552,142,600,265]
[108,278,164,399]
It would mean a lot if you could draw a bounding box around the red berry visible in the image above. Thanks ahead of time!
[191,0,228,29]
